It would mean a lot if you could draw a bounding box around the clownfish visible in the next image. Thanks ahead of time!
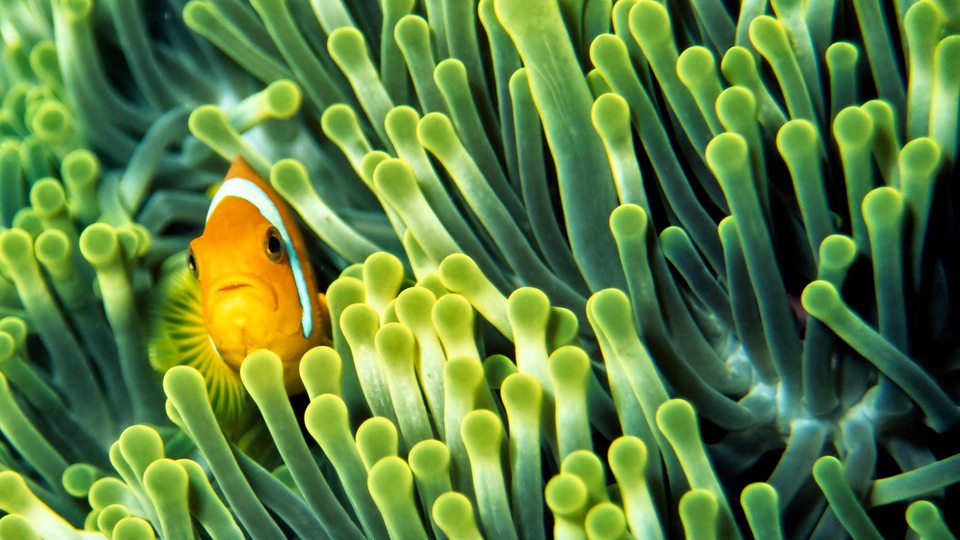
[184,155,330,395]
[186,156,330,394]
[148,155,330,438]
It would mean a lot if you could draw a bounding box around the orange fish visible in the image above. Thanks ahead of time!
[186,156,330,394]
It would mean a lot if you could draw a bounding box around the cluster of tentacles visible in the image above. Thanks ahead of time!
[0,0,959,538]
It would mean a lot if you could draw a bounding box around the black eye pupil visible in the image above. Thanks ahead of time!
[186,250,198,277]
[265,228,284,262]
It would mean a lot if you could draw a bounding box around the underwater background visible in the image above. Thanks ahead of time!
[1,0,959,538]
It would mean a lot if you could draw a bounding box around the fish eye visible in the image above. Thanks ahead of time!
[264,227,284,263]
[186,247,199,278]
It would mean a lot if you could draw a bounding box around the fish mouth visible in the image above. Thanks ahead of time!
[217,282,255,293]
[208,274,278,310]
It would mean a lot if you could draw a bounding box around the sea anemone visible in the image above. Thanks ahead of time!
[0,0,958,538]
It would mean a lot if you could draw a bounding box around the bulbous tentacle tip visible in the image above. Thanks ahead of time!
[833,106,874,148]
[705,132,749,179]
[741,482,783,539]
[142,457,189,501]
[117,424,165,472]
[905,500,952,537]
[776,118,818,154]
[655,398,697,436]
[269,158,310,195]
[304,393,349,441]
[263,80,302,119]
[355,417,399,470]
[0,470,30,511]
[585,502,628,540]
[591,92,631,136]
[432,491,482,539]
[627,1,672,47]
[680,489,719,537]
[608,203,648,240]
[61,463,106,498]
[800,280,838,320]
[328,27,370,67]
[0,228,34,267]
[112,516,156,539]
[394,13,430,44]
[162,364,205,396]
[862,187,904,228]
[677,46,718,87]
[374,322,415,364]
[818,235,857,273]
[0,514,39,540]
[409,438,451,476]
[501,372,543,415]
[239,348,284,388]
[78,222,120,268]
[321,104,363,142]
[507,286,550,326]
[460,409,503,458]
[299,346,343,399]
[546,473,589,519]
[608,435,648,478]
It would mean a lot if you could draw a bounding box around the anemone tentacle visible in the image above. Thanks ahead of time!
[0,0,958,538]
